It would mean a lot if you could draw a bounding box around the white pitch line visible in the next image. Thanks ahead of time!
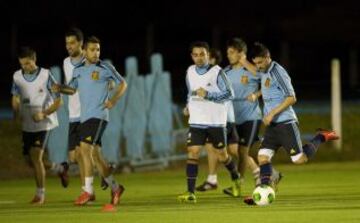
[0,201,16,204]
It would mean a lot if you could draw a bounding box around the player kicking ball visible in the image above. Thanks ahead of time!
[243,42,339,205]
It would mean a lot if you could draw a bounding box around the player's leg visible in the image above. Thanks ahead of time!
[25,131,49,204]
[29,146,46,204]
[247,156,261,184]
[74,119,106,205]
[301,127,339,161]
[178,127,206,203]
[92,145,124,205]
[257,124,281,187]
[283,123,339,165]
[209,127,241,197]
[236,121,261,183]
[196,143,218,191]
[68,122,85,191]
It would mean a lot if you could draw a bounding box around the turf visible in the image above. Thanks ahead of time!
[0,162,359,223]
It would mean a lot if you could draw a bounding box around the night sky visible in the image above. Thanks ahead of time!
[2,0,360,104]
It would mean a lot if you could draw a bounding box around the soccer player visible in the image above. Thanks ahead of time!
[209,48,222,66]
[250,42,339,189]
[64,36,127,206]
[11,47,62,204]
[222,38,264,195]
[178,41,241,203]
[63,28,84,170]
[196,48,240,193]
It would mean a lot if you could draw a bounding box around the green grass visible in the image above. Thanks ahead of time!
[0,162,359,223]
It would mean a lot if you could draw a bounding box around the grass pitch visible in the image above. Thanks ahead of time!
[0,162,359,223]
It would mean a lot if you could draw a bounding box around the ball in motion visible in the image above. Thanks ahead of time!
[252,185,275,206]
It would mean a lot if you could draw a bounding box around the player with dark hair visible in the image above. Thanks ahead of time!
[178,41,241,203]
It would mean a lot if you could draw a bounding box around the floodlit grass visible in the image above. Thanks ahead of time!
[0,162,359,223]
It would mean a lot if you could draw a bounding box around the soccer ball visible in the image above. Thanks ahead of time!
[252,185,275,206]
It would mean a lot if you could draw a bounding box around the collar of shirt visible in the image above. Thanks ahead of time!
[265,61,276,73]
[195,63,210,75]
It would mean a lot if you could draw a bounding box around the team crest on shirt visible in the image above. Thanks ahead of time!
[38,88,44,93]
[264,78,271,88]
[241,75,249,85]
[91,71,100,80]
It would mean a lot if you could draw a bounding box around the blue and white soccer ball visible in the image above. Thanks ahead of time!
[252,185,275,206]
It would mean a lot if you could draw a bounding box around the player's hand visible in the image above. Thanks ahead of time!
[263,113,274,126]
[246,93,257,102]
[183,106,189,116]
[51,84,61,93]
[103,100,115,109]
[195,87,208,98]
[32,111,47,122]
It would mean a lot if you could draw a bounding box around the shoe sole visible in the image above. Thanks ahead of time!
[223,189,240,198]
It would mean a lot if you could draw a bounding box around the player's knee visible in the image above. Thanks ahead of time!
[228,144,239,157]
[187,148,200,159]
[258,148,274,165]
[258,155,270,165]
[292,153,308,164]
[29,148,43,162]
[217,149,229,162]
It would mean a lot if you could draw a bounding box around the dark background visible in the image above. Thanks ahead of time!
[2,0,360,104]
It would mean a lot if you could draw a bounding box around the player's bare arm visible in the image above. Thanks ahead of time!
[33,97,63,122]
[51,84,77,95]
[239,52,257,76]
[104,80,127,109]
[11,95,21,120]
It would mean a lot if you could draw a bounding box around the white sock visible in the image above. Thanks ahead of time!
[104,175,119,191]
[207,174,218,184]
[36,188,45,198]
[84,177,94,194]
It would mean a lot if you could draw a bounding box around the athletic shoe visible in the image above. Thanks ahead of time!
[111,184,125,205]
[177,192,197,203]
[58,162,69,188]
[195,181,218,192]
[243,196,256,205]
[316,128,340,142]
[223,179,241,197]
[74,191,92,205]
[30,195,45,205]
[271,172,283,192]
